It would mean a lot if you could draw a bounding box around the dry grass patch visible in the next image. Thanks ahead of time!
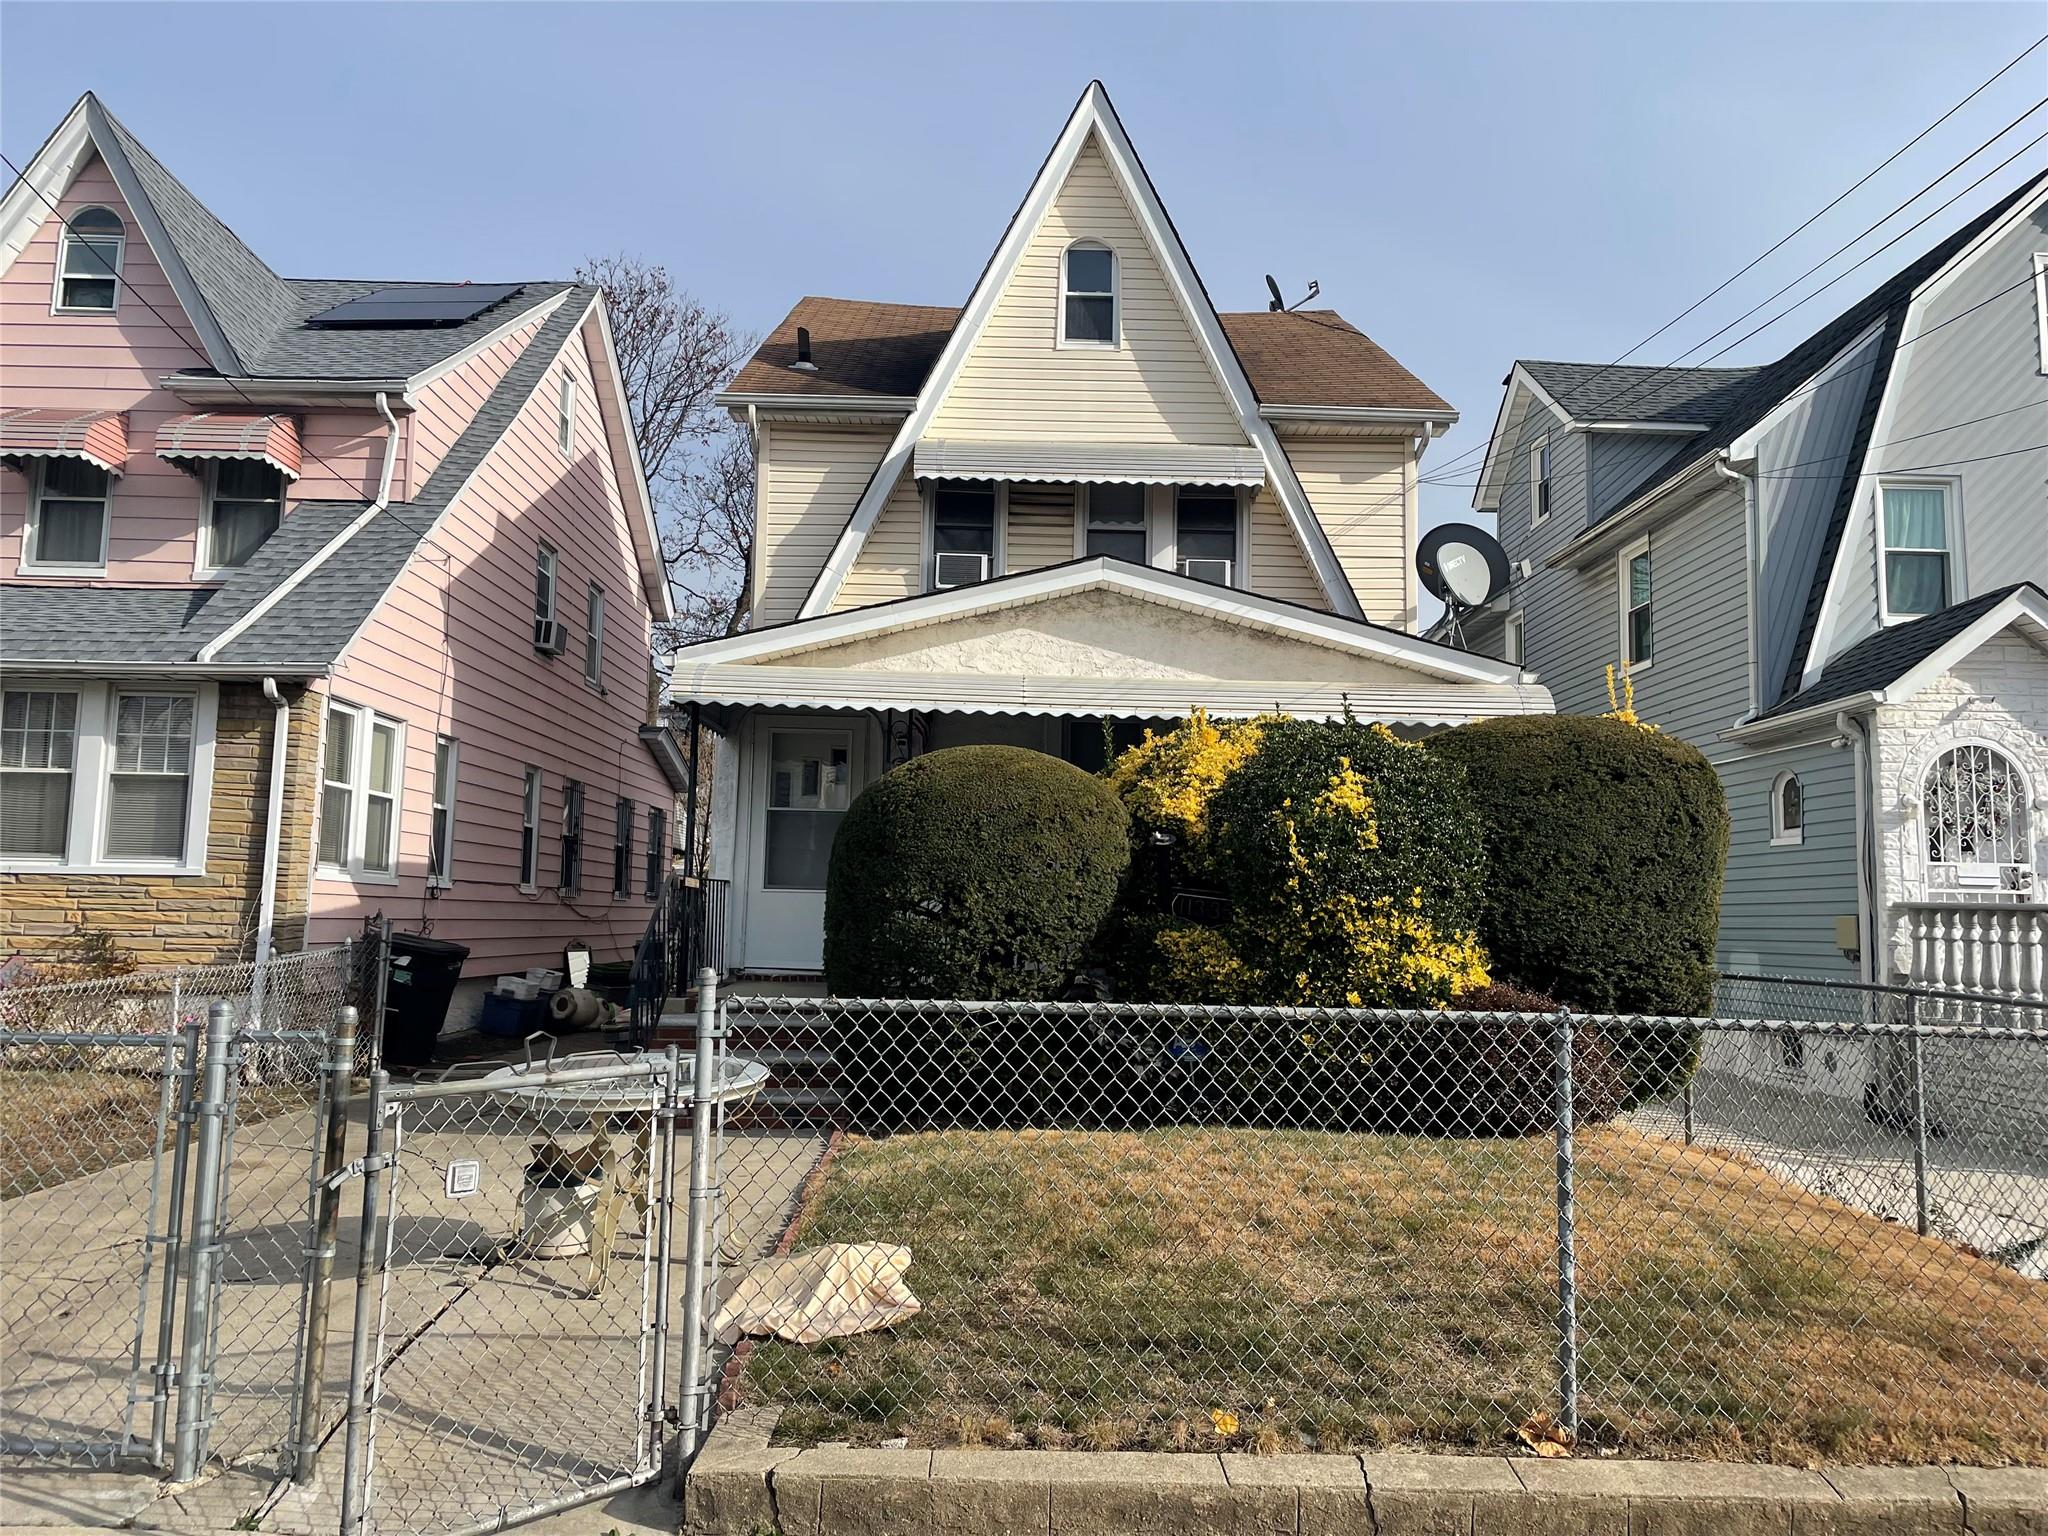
[741,1124,2048,1463]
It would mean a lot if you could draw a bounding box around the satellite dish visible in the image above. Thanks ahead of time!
[1416,524,1510,649]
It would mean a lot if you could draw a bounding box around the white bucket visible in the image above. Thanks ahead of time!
[519,1179,601,1259]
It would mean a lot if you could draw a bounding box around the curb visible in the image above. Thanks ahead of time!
[683,1412,2048,1536]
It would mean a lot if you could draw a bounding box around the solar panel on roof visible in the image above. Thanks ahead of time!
[306,283,524,329]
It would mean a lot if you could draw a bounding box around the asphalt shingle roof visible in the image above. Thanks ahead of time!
[1759,584,2039,719]
[727,296,1452,413]
[1518,360,1761,425]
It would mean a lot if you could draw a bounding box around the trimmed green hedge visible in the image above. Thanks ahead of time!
[1431,716,1728,1103]
[823,745,1130,1000]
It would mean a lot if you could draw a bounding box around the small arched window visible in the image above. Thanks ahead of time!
[55,206,124,313]
[1771,771,1803,846]
[1922,743,2035,899]
[1060,241,1117,347]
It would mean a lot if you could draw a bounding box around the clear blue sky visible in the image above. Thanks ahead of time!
[5,2,2043,587]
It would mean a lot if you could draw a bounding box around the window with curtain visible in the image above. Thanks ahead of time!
[55,206,123,311]
[519,767,542,888]
[1,689,78,858]
[362,719,399,875]
[1175,488,1237,583]
[107,694,193,861]
[1881,484,1951,619]
[31,458,111,568]
[1084,484,1147,562]
[1061,242,1116,345]
[205,461,284,570]
[428,735,458,886]
[931,482,997,588]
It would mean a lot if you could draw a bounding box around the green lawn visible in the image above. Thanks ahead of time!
[739,1125,2048,1464]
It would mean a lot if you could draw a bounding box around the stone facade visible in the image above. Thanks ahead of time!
[0,681,323,969]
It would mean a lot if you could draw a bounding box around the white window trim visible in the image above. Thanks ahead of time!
[1072,483,1151,564]
[19,458,113,576]
[0,679,216,876]
[50,207,125,316]
[1618,535,1653,672]
[2034,252,2048,376]
[1166,484,1248,590]
[1770,770,1804,847]
[428,734,458,889]
[1529,435,1551,528]
[1503,609,1525,667]
[1876,477,1962,626]
[556,368,577,460]
[519,766,543,892]
[1913,737,2038,899]
[584,581,606,689]
[314,699,405,886]
[192,459,284,580]
[921,481,1006,593]
[1055,238,1119,350]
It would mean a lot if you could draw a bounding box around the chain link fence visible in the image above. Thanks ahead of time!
[689,990,2048,1466]
[0,946,353,1472]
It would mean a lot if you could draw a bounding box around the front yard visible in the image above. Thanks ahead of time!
[739,1124,2048,1464]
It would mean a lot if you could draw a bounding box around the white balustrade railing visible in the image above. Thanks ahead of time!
[1895,902,2048,1000]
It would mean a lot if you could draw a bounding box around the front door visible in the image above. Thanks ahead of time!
[742,720,860,972]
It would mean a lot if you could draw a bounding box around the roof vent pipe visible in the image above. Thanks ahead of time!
[791,327,818,371]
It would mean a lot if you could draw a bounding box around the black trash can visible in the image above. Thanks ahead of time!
[382,934,471,1068]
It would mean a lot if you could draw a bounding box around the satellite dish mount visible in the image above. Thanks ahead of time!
[1415,523,1511,651]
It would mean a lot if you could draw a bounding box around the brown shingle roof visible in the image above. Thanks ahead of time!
[726,296,1450,414]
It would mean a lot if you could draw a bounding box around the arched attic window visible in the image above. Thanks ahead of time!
[1771,771,1803,846]
[55,206,125,313]
[1059,240,1117,348]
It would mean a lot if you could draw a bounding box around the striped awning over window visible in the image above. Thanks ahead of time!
[155,412,302,480]
[914,439,1267,487]
[0,407,129,475]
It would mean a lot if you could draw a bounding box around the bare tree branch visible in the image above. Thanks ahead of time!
[577,253,754,648]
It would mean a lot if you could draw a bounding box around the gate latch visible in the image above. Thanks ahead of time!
[322,1150,389,1190]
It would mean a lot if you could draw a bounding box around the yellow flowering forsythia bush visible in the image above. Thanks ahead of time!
[1106,714,1491,1009]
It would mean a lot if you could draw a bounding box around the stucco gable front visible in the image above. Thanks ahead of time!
[927,134,1245,447]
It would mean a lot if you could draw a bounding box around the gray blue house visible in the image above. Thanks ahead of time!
[1447,171,2047,1057]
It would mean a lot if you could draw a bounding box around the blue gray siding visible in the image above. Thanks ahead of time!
[1587,431,1685,524]
[1716,742,1860,980]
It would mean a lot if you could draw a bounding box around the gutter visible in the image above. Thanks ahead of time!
[714,391,917,413]
[246,677,291,1028]
[1721,690,1883,744]
[161,375,415,407]
[196,391,402,664]
[1259,404,1460,427]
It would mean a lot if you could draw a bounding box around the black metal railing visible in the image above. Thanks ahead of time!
[626,876,728,1047]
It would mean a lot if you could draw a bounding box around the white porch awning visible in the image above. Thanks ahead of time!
[671,662,1552,726]
[913,438,1266,487]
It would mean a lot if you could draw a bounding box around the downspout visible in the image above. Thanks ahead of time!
[1836,710,1880,986]
[1712,454,1760,714]
[247,677,291,1028]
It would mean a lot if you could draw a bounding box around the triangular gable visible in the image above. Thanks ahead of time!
[687,557,1517,686]
[1472,365,1569,512]
[0,94,253,374]
[795,82,1361,622]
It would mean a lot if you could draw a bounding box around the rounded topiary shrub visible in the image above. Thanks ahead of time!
[1430,716,1729,1105]
[1206,718,1491,1009]
[822,745,1130,1000]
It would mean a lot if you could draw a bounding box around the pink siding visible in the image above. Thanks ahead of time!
[0,154,404,580]
[405,315,542,495]
[305,315,672,977]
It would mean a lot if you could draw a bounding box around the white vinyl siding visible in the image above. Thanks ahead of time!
[834,472,925,611]
[927,136,1246,445]
[1246,489,1325,609]
[757,423,894,624]
[1282,436,1411,624]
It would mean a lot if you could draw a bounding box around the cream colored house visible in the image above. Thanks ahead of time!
[671,82,1553,975]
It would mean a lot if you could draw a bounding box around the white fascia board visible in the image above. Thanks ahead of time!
[796,83,1363,622]
[82,98,244,375]
[1883,589,2048,705]
[1473,367,1569,512]
[0,97,92,281]
[1260,404,1460,426]
[673,557,1519,685]
[585,297,674,622]
[405,288,572,393]
[715,391,917,413]
[1721,694,1878,744]
[1912,169,2048,317]
[1566,421,1707,435]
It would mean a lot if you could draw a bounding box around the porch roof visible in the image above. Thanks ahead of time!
[669,662,1551,726]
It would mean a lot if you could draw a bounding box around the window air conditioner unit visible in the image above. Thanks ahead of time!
[933,551,990,589]
[533,618,568,655]
[1179,557,1233,586]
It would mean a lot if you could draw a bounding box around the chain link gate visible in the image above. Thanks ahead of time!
[337,1050,684,1536]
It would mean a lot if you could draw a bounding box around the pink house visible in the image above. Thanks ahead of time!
[0,94,684,1025]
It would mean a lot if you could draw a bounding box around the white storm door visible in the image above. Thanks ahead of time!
[742,721,858,972]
